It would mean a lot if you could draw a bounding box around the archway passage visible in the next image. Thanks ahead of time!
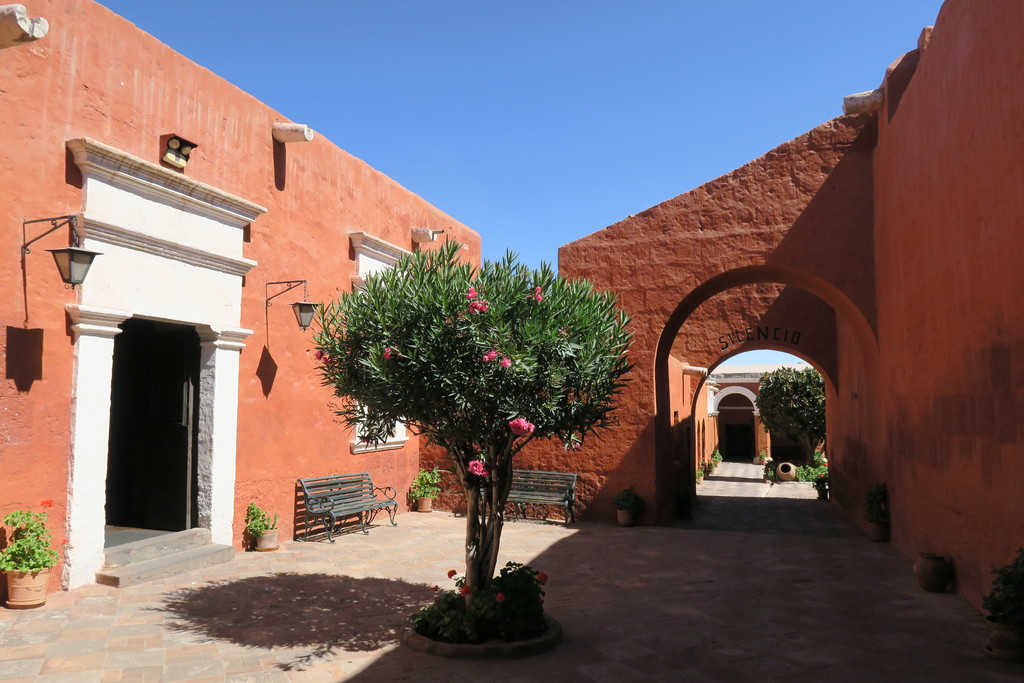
[106,318,201,533]
[717,393,756,462]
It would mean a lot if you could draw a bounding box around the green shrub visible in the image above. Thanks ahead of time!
[414,562,547,643]
[410,468,442,499]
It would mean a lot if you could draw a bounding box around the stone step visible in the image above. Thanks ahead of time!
[96,543,235,588]
[103,528,213,567]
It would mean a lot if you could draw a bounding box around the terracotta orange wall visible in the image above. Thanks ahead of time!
[559,114,877,523]
[870,0,1024,605]
[0,0,480,578]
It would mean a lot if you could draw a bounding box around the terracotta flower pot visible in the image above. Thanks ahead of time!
[866,522,890,542]
[5,567,51,609]
[417,497,434,513]
[985,618,1024,662]
[255,529,279,552]
[913,553,953,592]
[616,509,634,527]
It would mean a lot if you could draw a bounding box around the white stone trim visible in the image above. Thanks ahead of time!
[81,214,257,277]
[67,304,132,340]
[67,137,267,227]
[63,305,131,589]
[349,231,411,265]
[0,4,48,48]
[711,385,760,415]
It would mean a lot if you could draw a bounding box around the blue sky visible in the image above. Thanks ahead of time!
[97,1,943,366]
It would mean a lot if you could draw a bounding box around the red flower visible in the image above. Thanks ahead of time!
[61,539,69,545]
[431,585,440,591]
[447,569,457,579]
[496,593,506,602]
[40,499,54,507]
[537,571,548,584]
[461,585,472,596]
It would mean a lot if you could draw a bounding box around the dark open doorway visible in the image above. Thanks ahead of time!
[106,318,200,532]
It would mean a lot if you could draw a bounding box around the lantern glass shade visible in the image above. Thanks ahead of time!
[48,246,101,286]
[292,301,318,329]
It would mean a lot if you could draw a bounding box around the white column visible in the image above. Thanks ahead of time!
[64,305,131,589]
[197,328,251,545]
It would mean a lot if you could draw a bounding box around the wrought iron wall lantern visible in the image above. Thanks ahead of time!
[265,280,318,330]
[21,215,101,287]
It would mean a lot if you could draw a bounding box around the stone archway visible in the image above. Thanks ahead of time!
[556,114,881,524]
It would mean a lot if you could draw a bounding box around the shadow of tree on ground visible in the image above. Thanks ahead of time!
[159,572,429,671]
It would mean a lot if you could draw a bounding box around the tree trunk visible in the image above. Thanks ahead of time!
[461,446,514,609]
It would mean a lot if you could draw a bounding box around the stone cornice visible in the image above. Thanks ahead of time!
[199,327,252,351]
[66,304,131,340]
[348,231,411,266]
[81,213,257,277]
[66,138,267,227]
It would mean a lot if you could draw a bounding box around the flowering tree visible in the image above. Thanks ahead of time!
[755,366,826,462]
[313,242,631,603]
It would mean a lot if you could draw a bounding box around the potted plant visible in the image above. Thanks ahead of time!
[710,449,723,473]
[0,504,61,609]
[982,547,1024,661]
[812,470,830,500]
[410,468,442,512]
[613,486,643,526]
[244,502,279,551]
[864,483,889,542]
[753,449,769,466]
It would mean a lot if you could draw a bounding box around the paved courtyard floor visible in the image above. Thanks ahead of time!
[1,461,1019,682]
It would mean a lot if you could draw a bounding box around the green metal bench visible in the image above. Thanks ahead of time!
[507,469,577,524]
[297,472,398,542]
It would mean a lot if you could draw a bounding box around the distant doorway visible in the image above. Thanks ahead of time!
[106,319,200,532]
[717,393,756,462]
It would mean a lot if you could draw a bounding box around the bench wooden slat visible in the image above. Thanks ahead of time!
[297,472,398,542]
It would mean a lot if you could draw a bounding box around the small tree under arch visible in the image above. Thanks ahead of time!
[755,366,825,462]
[313,242,632,623]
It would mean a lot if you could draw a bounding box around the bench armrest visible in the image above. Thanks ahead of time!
[306,495,335,514]
[374,485,397,502]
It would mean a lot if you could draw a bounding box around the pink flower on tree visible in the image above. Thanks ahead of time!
[500,356,512,368]
[482,349,498,362]
[313,349,325,361]
[468,459,489,476]
[533,286,543,302]
[468,300,490,314]
[466,287,477,300]
[383,347,394,360]
[508,417,535,436]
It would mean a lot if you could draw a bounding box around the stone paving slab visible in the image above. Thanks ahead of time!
[0,461,1020,681]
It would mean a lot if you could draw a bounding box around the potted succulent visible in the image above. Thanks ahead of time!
[244,502,279,551]
[981,547,1024,661]
[0,503,62,609]
[613,486,644,526]
[410,468,442,512]
[864,483,889,542]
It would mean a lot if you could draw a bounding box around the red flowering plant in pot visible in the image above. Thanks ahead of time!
[0,500,63,609]
[314,243,632,642]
